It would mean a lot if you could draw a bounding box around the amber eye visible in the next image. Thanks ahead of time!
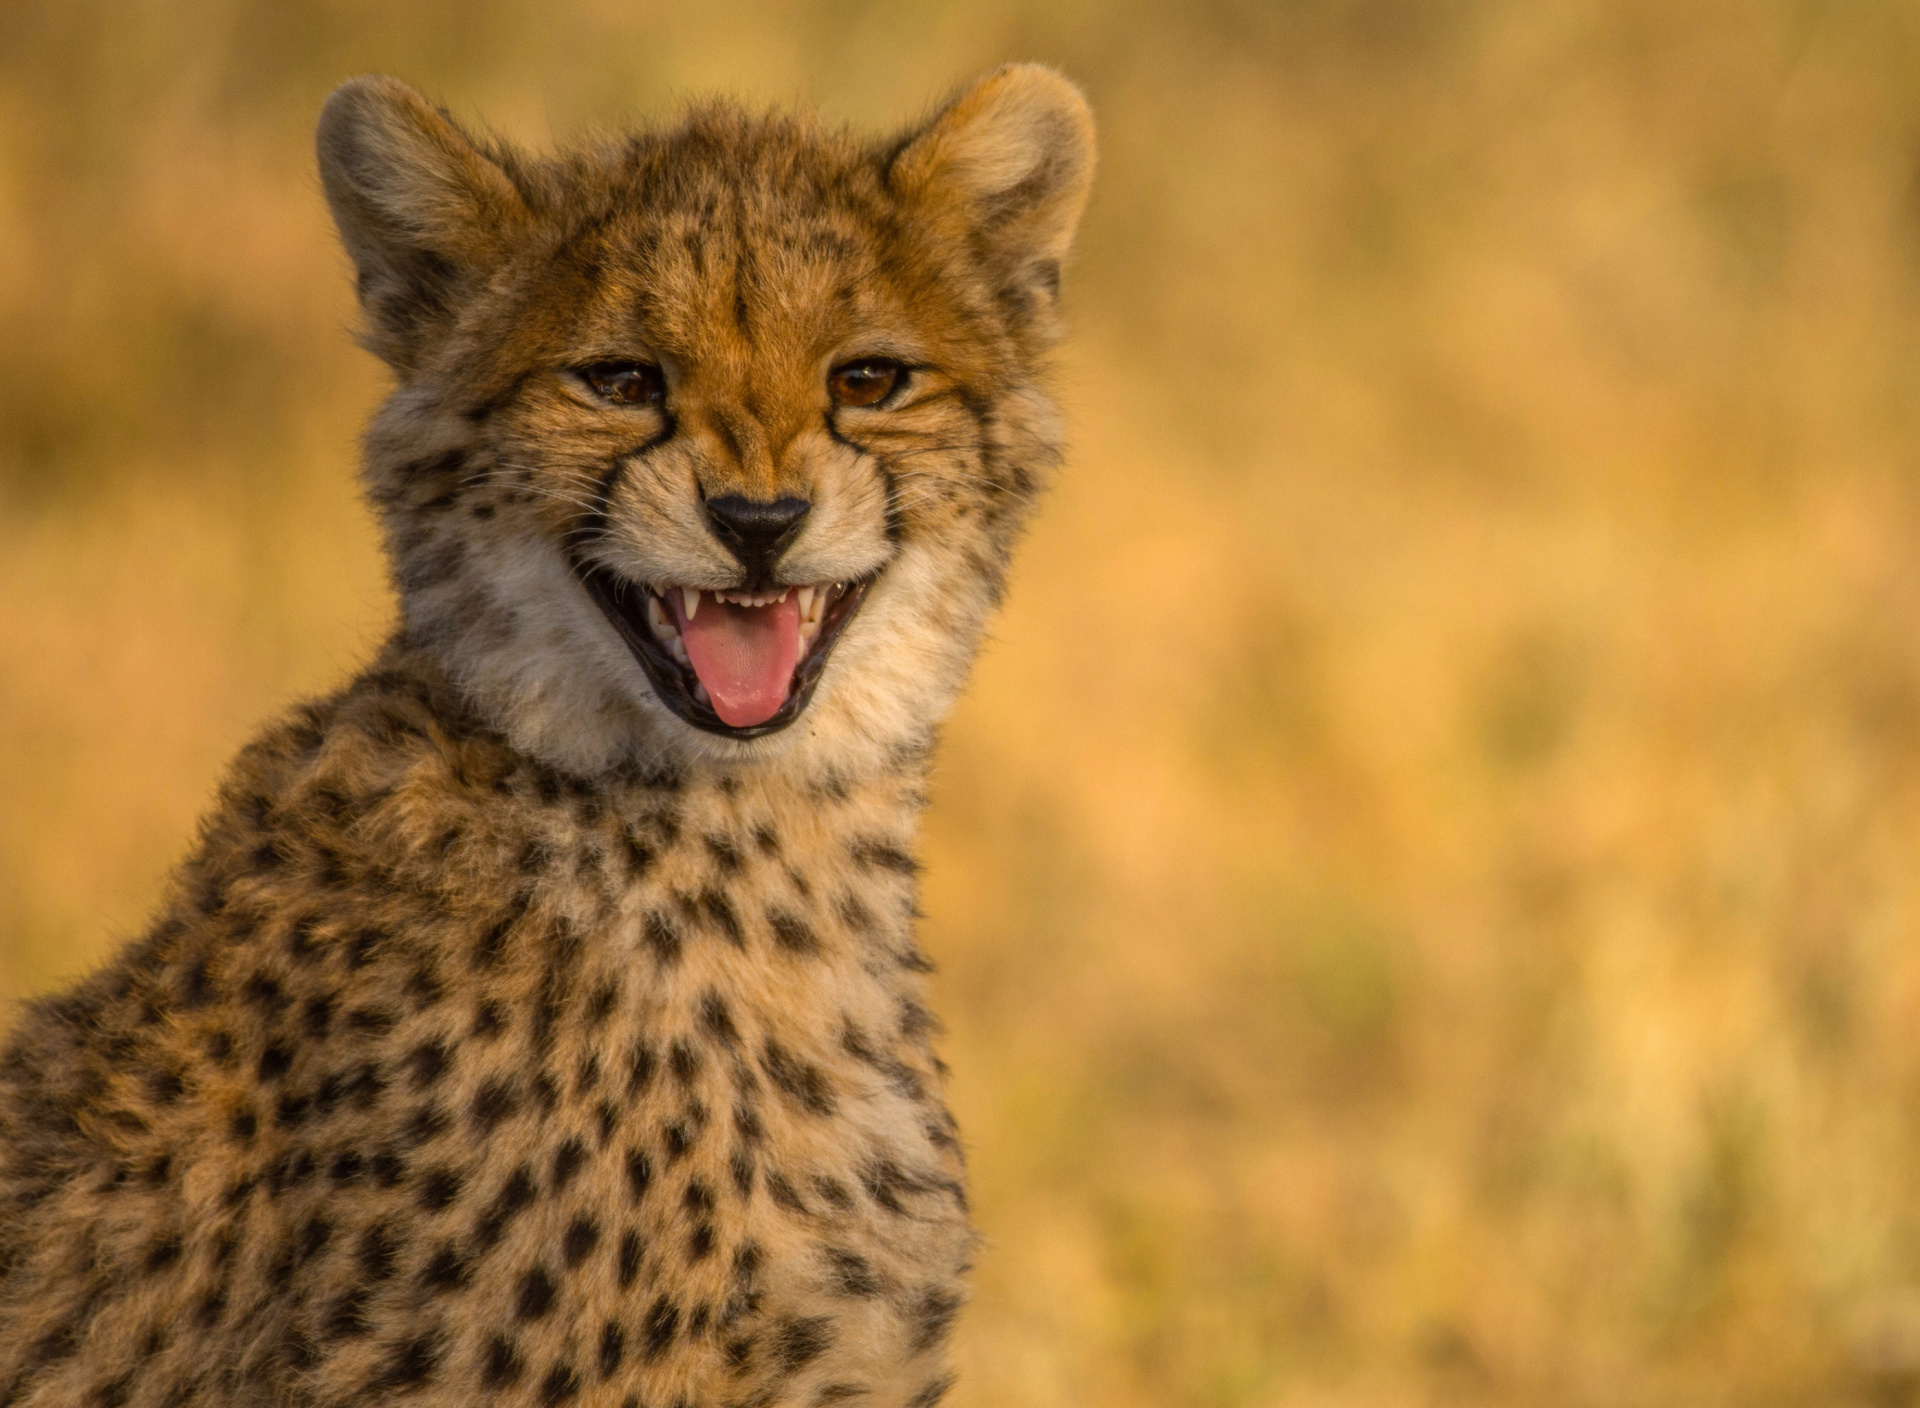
[580,361,666,408]
[828,358,905,409]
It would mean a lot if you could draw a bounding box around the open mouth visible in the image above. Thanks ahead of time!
[573,562,872,739]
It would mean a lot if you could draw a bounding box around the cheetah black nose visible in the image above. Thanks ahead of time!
[704,495,811,584]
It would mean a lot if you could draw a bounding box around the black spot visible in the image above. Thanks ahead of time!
[687,1223,715,1262]
[471,1078,518,1131]
[699,991,738,1047]
[195,1288,227,1329]
[257,1041,295,1083]
[618,1231,643,1289]
[229,1107,258,1143]
[404,961,445,1010]
[474,898,529,971]
[473,1165,537,1250]
[303,993,336,1038]
[405,1040,451,1089]
[330,1149,366,1184]
[906,1374,957,1408]
[599,1320,625,1378]
[473,1000,508,1038]
[908,1287,962,1352]
[325,1287,372,1340]
[699,891,743,946]
[824,1247,880,1298]
[849,838,918,876]
[275,1091,314,1129]
[575,1052,602,1095]
[627,1042,658,1096]
[642,911,682,966]
[762,1039,836,1116]
[345,1006,396,1036]
[703,834,742,874]
[768,911,817,955]
[299,1214,333,1262]
[418,1166,464,1211]
[664,1122,693,1161]
[241,971,289,1013]
[531,1070,560,1111]
[551,1137,587,1193]
[369,1149,407,1187]
[349,1061,389,1109]
[146,1067,187,1104]
[482,1335,524,1389]
[562,1217,600,1267]
[767,1172,807,1214]
[358,1223,399,1281]
[144,1233,184,1272]
[731,1150,755,1195]
[420,1243,469,1292]
[669,1040,700,1085]
[370,1333,442,1393]
[626,1149,654,1202]
[643,1297,680,1359]
[344,927,384,969]
[539,1363,581,1406]
[89,1372,134,1407]
[402,1102,450,1145]
[775,1316,834,1371]
[735,1104,765,1144]
[753,825,780,856]
[516,1266,557,1321]
[587,981,621,1026]
[815,1176,854,1211]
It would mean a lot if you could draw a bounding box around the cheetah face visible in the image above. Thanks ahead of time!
[319,70,1093,770]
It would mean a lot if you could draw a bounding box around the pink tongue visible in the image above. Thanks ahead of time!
[675,593,802,728]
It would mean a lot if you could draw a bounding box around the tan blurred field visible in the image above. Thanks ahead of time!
[6,1,1920,1403]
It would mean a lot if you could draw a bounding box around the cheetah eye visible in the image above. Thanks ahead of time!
[579,361,666,408]
[828,359,905,409]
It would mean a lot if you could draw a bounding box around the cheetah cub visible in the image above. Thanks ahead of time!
[0,67,1093,1408]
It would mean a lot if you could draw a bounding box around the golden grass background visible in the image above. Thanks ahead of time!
[6,1,1920,1402]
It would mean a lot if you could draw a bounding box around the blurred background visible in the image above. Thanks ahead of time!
[5,1,1920,1403]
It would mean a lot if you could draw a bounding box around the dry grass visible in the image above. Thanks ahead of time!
[6,2,1920,1403]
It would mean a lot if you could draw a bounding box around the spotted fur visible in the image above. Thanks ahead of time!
[0,67,1093,1408]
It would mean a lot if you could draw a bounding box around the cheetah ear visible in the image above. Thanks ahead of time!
[316,76,530,374]
[890,64,1096,305]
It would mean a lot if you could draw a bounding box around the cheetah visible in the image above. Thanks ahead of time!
[0,66,1094,1408]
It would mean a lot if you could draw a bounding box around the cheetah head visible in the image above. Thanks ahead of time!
[317,68,1094,778]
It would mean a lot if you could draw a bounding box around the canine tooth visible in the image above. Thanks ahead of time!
[693,681,710,706]
[797,585,815,617]
[681,587,700,620]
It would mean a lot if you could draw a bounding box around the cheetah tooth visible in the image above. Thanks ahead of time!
[797,585,815,618]
[681,586,700,620]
